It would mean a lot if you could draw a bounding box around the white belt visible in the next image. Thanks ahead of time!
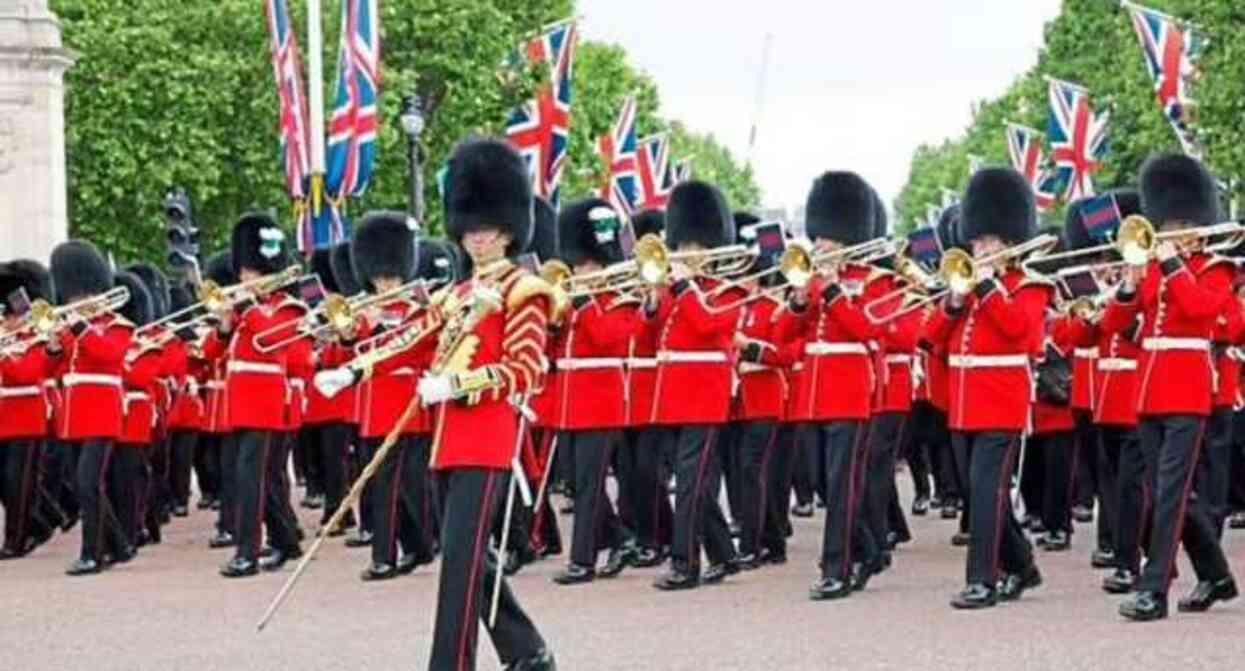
[1073,348,1099,359]
[125,392,150,403]
[205,381,225,391]
[62,373,123,388]
[884,354,912,365]
[388,367,416,377]
[739,362,775,375]
[805,342,869,356]
[657,351,728,364]
[792,363,805,372]
[289,379,306,390]
[227,361,284,376]
[1142,337,1210,352]
[558,357,625,371]
[0,385,41,398]
[947,354,1029,369]
[1097,358,1138,372]
[626,358,657,370]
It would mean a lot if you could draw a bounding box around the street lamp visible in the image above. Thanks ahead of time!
[399,94,425,228]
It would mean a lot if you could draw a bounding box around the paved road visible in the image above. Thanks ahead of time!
[4,481,1244,670]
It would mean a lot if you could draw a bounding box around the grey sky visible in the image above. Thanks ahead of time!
[578,0,1063,222]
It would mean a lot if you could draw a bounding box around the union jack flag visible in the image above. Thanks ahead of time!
[636,133,673,211]
[1006,122,1058,212]
[264,0,311,200]
[326,0,381,200]
[1047,78,1110,202]
[597,96,639,216]
[506,21,578,205]
[1123,1,1205,157]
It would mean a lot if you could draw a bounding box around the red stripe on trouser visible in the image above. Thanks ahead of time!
[687,428,717,565]
[988,436,1019,581]
[456,471,498,671]
[1162,420,1205,585]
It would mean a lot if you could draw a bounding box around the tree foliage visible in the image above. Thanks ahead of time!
[895,0,1245,235]
[50,0,759,266]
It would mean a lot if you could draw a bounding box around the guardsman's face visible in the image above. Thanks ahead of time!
[970,235,1005,258]
[462,229,511,264]
[813,238,842,255]
[573,260,603,275]
[238,269,262,283]
[373,276,402,293]
[676,241,706,254]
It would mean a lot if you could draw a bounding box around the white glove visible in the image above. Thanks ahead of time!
[418,373,456,405]
[314,368,355,399]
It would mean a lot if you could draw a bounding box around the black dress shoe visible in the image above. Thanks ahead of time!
[941,504,960,520]
[911,496,930,516]
[598,547,628,578]
[172,505,189,518]
[66,558,103,576]
[1090,548,1117,569]
[559,501,575,515]
[951,531,971,547]
[766,551,788,565]
[259,546,276,559]
[209,499,221,511]
[197,497,215,510]
[850,563,873,592]
[220,558,258,578]
[701,561,739,585]
[1119,591,1168,621]
[950,583,997,609]
[108,545,137,565]
[1072,505,1093,523]
[1177,577,1238,613]
[0,546,24,560]
[735,553,761,571]
[1039,531,1070,552]
[208,531,235,549]
[791,503,814,518]
[344,530,373,548]
[1028,519,1046,535]
[630,546,665,568]
[653,568,699,591]
[997,566,1042,602]
[1102,569,1137,594]
[506,649,557,671]
[1229,511,1245,529]
[397,552,432,575]
[260,548,302,572]
[553,564,596,585]
[60,513,79,532]
[809,577,853,601]
[729,521,742,538]
[360,563,399,581]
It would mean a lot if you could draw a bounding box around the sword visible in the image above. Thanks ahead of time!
[489,395,532,627]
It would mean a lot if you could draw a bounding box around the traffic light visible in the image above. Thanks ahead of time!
[164,188,199,272]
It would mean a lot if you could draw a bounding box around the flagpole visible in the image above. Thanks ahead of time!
[307,0,327,216]
[746,32,773,169]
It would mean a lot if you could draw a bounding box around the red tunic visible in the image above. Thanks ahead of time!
[0,339,55,440]
[872,291,923,415]
[553,292,643,430]
[1066,315,1098,412]
[734,297,791,422]
[921,268,1053,433]
[1093,330,1141,427]
[356,299,435,439]
[120,347,163,445]
[650,276,742,426]
[1032,313,1077,434]
[56,313,134,442]
[1101,254,1232,417]
[625,317,661,428]
[1213,296,1245,408]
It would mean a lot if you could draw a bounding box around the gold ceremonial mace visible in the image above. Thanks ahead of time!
[255,285,501,633]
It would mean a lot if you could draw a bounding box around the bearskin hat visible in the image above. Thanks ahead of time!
[114,270,154,327]
[960,167,1036,245]
[0,260,53,311]
[329,242,363,296]
[936,204,962,251]
[204,251,236,288]
[231,211,289,276]
[558,198,626,267]
[352,211,417,292]
[525,196,559,263]
[51,240,113,304]
[666,181,734,250]
[125,263,170,320]
[804,171,876,246]
[443,137,533,256]
[415,238,461,284]
[871,188,889,239]
[169,283,194,314]
[1140,153,1220,226]
[309,247,338,295]
[632,209,665,240]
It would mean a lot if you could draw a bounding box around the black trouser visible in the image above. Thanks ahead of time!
[1094,424,1120,552]
[816,420,865,581]
[1036,431,1075,535]
[271,433,301,540]
[767,427,798,548]
[317,422,354,524]
[860,414,905,568]
[296,425,324,497]
[732,421,781,557]
[668,425,735,573]
[955,431,1033,586]
[528,430,562,556]
[1073,411,1097,510]
[1136,415,1231,594]
[3,440,51,550]
[108,444,145,545]
[354,438,377,535]
[232,430,299,562]
[369,435,435,565]
[1019,433,1044,519]
[718,426,743,526]
[567,430,625,568]
[216,434,238,535]
[797,424,826,505]
[146,436,171,520]
[40,441,77,526]
[74,440,126,562]
[1200,406,1233,537]
[428,468,546,671]
[949,432,972,534]
[903,404,933,501]
[193,433,220,501]
[1230,410,1245,514]
[1110,425,1149,573]
[555,429,576,496]
[169,430,197,508]
[617,428,671,551]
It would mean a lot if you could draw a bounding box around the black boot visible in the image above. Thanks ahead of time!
[1177,577,1238,613]
[997,566,1042,601]
[950,583,997,609]
[1119,591,1168,622]
[1102,569,1137,594]
[552,563,595,585]
[809,576,853,601]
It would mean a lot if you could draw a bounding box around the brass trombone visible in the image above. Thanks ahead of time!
[138,266,307,336]
[252,278,435,354]
[1025,215,1245,273]
[864,234,1060,325]
[0,286,131,343]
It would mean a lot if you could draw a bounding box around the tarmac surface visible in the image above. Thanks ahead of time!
[4,480,1245,671]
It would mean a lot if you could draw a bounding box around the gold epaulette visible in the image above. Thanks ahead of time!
[505,272,559,318]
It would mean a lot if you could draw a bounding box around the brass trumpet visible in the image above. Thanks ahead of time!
[139,266,307,336]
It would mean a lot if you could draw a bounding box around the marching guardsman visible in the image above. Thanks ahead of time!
[1105,154,1238,621]
[0,260,59,558]
[921,168,1051,609]
[648,181,743,591]
[200,252,239,548]
[110,271,157,548]
[48,241,137,575]
[165,282,213,513]
[775,171,880,600]
[203,213,306,577]
[550,198,643,585]
[301,247,348,529]
[1030,272,1079,554]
